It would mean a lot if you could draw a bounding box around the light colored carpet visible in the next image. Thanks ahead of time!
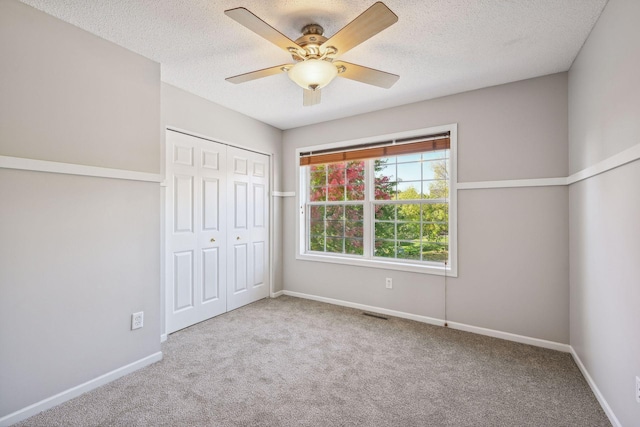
[18,295,610,426]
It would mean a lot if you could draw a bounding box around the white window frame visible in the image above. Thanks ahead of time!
[295,124,458,277]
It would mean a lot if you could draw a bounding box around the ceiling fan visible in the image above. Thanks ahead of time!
[224,2,399,106]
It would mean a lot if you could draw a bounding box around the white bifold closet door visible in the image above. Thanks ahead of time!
[226,146,270,311]
[166,131,269,334]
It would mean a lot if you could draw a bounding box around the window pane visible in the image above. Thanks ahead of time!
[325,237,344,253]
[397,241,421,260]
[422,180,448,199]
[397,162,421,182]
[309,236,325,251]
[346,184,364,201]
[327,185,345,201]
[397,153,421,163]
[397,222,420,240]
[309,220,324,236]
[345,221,363,238]
[423,150,447,161]
[374,159,396,200]
[321,163,345,201]
[422,222,448,242]
[309,165,326,186]
[422,160,440,180]
[422,242,448,262]
[310,186,327,202]
[423,203,448,222]
[376,157,395,166]
[397,182,421,199]
[345,238,364,255]
[345,205,363,221]
[346,161,365,201]
[327,163,345,181]
[374,240,395,258]
[326,205,344,220]
[375,222,395,240]
[309,205,325,221]
[374,204,395,221]
[427,159,448,179]
[397,204,420,221]
[375,180,396,200]
[326,220,344,237]
[374,163,395,179]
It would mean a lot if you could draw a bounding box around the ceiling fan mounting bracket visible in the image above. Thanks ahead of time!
[301,24,324,36]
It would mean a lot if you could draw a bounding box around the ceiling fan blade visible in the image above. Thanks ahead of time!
[226,64,292,84]
[334,61,399,88]
[321,2,398,56]
[303,89,321,106]
[225,7,301,54]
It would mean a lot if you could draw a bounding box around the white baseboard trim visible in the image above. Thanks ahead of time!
[283,290,445,327]
[569,347,622,427]
[282,291,570,352]
[446,321,570,353]
[0,351,163,427]
[160,334,167,343]
[0,155,162,183]
[270,290,284,298]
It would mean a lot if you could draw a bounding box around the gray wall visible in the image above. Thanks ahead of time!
[0,1,161,418]
[568,0,640,425]
[282,73,570,344]
[0,2,159,173]
[160,83,284,338]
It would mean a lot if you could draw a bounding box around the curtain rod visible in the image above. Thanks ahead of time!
[299,132,450,158]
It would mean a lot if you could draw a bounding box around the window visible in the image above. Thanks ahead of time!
[308,161,365,255]
[297,125,457,276]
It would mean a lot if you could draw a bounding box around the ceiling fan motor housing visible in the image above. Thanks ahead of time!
[294,24,329,60]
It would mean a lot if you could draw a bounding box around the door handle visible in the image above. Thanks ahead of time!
[236,236,241,240]
[210,238,215,243]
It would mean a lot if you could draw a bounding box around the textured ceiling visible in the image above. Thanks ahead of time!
[20,0,607,130]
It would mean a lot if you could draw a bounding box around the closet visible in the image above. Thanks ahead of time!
[165,130,270,333]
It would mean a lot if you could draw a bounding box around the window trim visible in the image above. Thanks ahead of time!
[295,123,458,277]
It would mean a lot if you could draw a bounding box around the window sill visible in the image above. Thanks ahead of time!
[295,252,457,277]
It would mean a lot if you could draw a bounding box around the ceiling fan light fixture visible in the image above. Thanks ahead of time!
[288,59,337,91]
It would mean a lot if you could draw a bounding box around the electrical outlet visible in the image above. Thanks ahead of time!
[385,278,393,289]
[636,376,640,403]
[131,312,144,330]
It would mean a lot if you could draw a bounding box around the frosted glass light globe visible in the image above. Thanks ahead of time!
[288,59,338,90]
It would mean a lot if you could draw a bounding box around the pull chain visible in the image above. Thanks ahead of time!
[444,260,448,328]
